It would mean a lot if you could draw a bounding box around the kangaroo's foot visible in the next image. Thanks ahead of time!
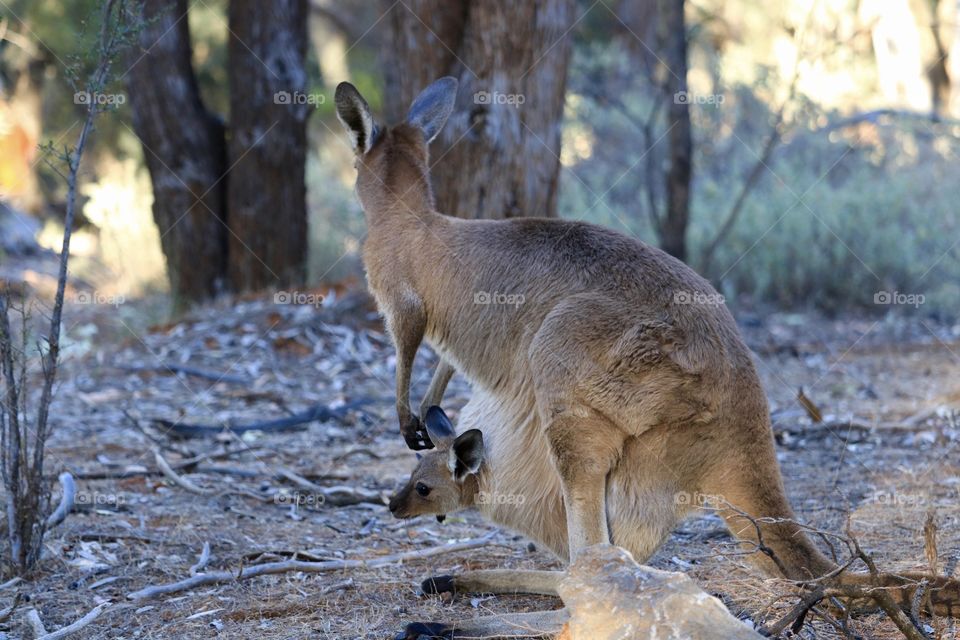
[400,411,434,450]
[421,569,562,597]
[397,609,567,639]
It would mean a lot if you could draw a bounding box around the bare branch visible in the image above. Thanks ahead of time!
[127,532,497,601]
[44,472,75,529]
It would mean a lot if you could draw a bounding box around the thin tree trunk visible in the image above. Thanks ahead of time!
[658,0,692,262]
[226,0,309,291]
[384,0,574,219]
[125,0,228,309]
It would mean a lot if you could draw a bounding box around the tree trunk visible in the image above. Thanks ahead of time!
[658,0,692,262]
[384,0,575,219]
[125,0,228,308]
[227,0,309,291]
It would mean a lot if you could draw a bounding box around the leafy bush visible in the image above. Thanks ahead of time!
[562,43,960,317]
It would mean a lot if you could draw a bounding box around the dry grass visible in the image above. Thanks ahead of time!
[2,295,958,639]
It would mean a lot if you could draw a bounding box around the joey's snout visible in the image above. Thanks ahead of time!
[388,486,411,518]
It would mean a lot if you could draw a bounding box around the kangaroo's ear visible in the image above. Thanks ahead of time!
[407,77,458,144]
[448,429,484,483]
[424,405,455,448]
[335,82,377,154]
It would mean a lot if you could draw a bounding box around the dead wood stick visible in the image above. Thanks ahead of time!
[45,472,75,528]
[25,608,48,637]
[152,449,213,495]
[275,467,324,492]
[0,593,21,623]
[36,602,110,640]
[190,542,211,576]
[760,586,825,636]
[0,577,23,591]
[849,538,930,640]
[275,468,384,506]
[117,363,252,384]
[315,485,384,507]
[148,399,370,439]
[127,532,496,601]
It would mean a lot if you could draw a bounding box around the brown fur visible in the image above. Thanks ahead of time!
[337,80,960,632]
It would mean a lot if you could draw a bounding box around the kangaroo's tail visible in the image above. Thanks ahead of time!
[709,425,960,617]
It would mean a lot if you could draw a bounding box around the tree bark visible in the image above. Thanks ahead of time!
[226,0,309,291]
[657,0,692,262]
[384,0,574,219]
[125,0,228,308]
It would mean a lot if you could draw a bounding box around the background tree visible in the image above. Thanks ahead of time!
[656,0,692,261]
[125,0,227,306]
[126,0,308,308]
[383,0,576,220]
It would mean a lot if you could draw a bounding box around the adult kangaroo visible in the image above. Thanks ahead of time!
[335,78,960,637]
[335,75,745,556]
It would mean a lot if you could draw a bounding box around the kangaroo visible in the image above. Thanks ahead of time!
[334,77,960,638]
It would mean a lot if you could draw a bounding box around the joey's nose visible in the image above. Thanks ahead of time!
[388,495,400,514]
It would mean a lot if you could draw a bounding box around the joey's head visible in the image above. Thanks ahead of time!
[334,77,458,213]
[388,406,485,521]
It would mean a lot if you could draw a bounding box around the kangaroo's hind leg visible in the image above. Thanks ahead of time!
[529,298,634,559]
[397,609,568,640]
[421,569,562,597]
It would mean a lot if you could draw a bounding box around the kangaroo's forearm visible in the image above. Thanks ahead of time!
[419,359,455,418]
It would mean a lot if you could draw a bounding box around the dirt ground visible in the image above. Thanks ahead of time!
[3,290,959,639]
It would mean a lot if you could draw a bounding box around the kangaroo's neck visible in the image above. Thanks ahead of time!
[363,144,436,226]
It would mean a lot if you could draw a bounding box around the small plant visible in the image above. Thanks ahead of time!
[0,0,136,576]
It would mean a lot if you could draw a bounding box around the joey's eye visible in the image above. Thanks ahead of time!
[415,482,431,497]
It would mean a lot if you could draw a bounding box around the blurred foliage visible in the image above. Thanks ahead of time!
[562,40,960,317]
[2,0,958,318]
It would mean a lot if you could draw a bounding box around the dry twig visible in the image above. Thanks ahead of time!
[127,532,496,600]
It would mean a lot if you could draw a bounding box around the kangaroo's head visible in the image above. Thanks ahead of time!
[334,77,458,213]
[388,406,485,521]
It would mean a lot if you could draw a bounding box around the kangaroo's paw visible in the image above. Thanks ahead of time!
[421,575,456,597]
[396,621,452,640]
[401,414,434,450]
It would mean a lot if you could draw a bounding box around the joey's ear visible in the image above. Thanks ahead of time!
[335,82,378,154]
[448,429,484,483]
[424,405,455,448]
[406,77,458,144]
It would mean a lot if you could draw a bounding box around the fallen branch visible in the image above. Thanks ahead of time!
[0,577,23,591]
[45,472,75,528]
[274,467,383,507]
[759,585,824,636]
[0,593,21,624]
[36,602,110,640]
[845,537,929,640]
[25,608,47,637]
[189,542,211,576]
[127,532,496,601]
[117,363,252,385]
[148,399,370,438]
[152,449,213,495]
